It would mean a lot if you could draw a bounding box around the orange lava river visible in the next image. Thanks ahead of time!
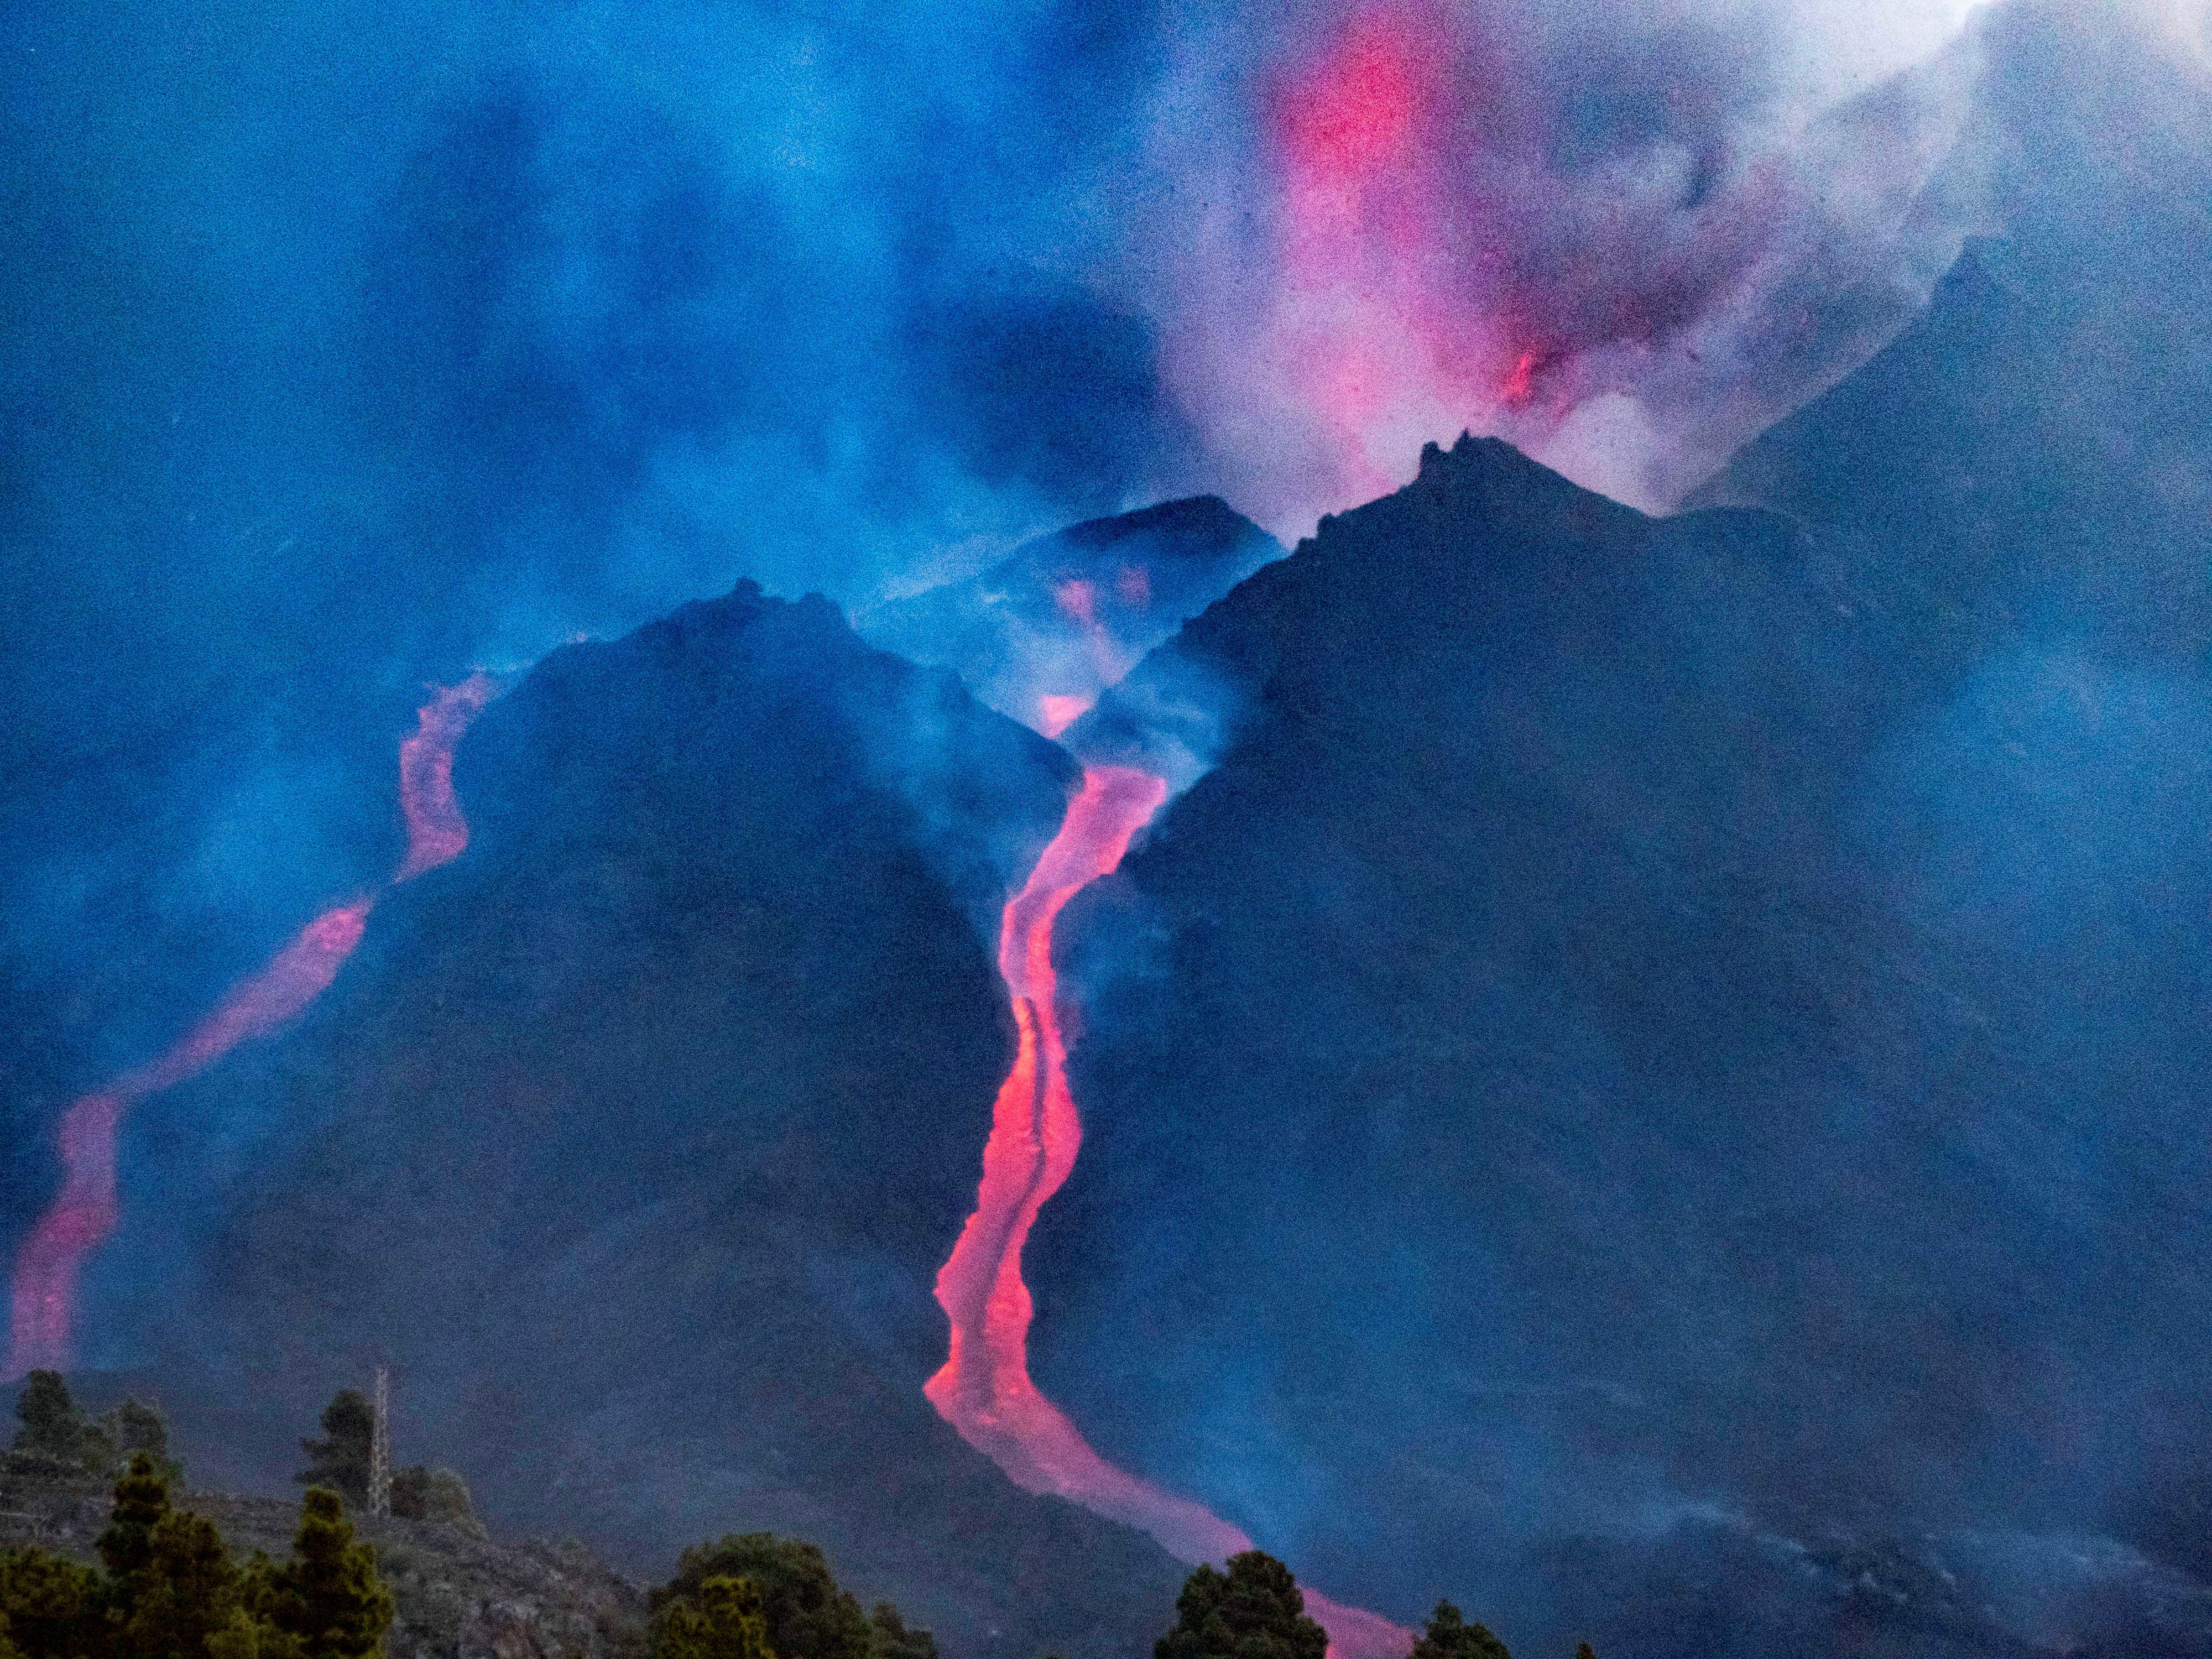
[4,675,497,1379]
[926,764,1414,1659]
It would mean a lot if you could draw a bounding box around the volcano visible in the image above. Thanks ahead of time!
[1026,409,2212,1653]
[102,581,1187,1659]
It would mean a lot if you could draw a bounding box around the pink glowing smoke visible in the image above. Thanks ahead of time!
[1161,0,1979,523]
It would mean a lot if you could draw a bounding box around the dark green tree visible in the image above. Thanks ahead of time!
[0,1606,19,1659]
[1154,1552,1327,1659]
[868,1601,937,1659]
[1407,1603,1509,1659]
[11,1372,78,1458]
[652,1574,775,1659]
[98,1453,173,1590]
[294,1394,373,1510]
[0,1545,105,1658]
[101,1401,181,1487]
[654,1534,880,1659]
[9,1370,111,1475]
[1575,1646,1597,1659]
[209,1553,300,1659]
[259,1488,392,1659]
[118,1509,246,1659]
[387,1467,483,1537]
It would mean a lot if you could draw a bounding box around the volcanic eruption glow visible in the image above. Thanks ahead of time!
[927,764,1415,1659]
[397,671,500,880]
[3,677,496,1379]
[1266,6,1507,497]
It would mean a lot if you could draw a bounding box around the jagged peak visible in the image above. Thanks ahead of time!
[1305,430,1646,560]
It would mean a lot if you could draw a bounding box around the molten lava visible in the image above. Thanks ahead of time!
[1037,695,1091,738]
[4,896,373,1379]
[4,677,495,1379]
[398,671,499,880]
[927,764,1415,1659]
[1032,573,1140,739]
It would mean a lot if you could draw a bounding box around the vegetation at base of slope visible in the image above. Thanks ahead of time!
[1150,1553,1582,1659]
[4,1379,1565,1659]
[2,1454,391,1659]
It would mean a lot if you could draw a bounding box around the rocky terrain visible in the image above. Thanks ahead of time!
[0,1481,650,1659]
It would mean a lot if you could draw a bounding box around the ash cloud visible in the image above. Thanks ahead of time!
[1142,0,2002,524]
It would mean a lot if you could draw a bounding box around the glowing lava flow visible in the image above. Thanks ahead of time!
[927,765,1415,1659]
[397,672,498,879]
[3,676,496,1379]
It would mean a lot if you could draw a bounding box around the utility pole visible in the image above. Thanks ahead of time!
[369,1365,392,1520]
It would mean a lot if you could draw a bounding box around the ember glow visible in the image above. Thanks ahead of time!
[1266,6,1511,497]
[4,898,372,1379]
[3,677,495,1379]
[1037,695,1093,738]
[1030,573,1141,735]
[397,671,500,880]
[927,764,1415,1659]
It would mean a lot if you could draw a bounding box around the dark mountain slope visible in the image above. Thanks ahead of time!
[1692,1,2212,661]
[98,581,1186,1659]
[1035,434,2212,1657]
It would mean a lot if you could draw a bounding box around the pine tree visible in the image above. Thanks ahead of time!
[205,1592,306,1659]
[0,1545,106,1658]
[294,1394,373,1510]
[387,1466,482,1536]
[10,1370,110,1475]
[1154,1552,1328,1659]
[653,1575,776,1659]
[1407,1603,1510,1659]
[98,1453,173,1588]
[868,1601,937,1659]
[119,1510,246,1659]
[101,1401,181,1487]
[213,1552,300,1659]
[260,1488,393,1659]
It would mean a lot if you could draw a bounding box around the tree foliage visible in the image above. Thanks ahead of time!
[0,1545,102,1658]
[294,1393,373,1510]
[1408,1602,1510,1659]
[8,1370,113,1479]
[0,1459,390,1659]
[651,1533,931,1659]
[387,1466,482,1537]
[865,1601,937,1659]
[653,1574,775,1659]
[258,1488,394,1659]
[98,1452,173,1588]
[119,1508,247,1659]
[1154,1552,1327,1659]
[102,1401,182,1488]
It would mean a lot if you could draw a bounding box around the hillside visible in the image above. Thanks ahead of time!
[84,579,1186,1659]
[0,1479,649,1659]
[1036,432,2212,1657]
[1691,1,2212,664]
